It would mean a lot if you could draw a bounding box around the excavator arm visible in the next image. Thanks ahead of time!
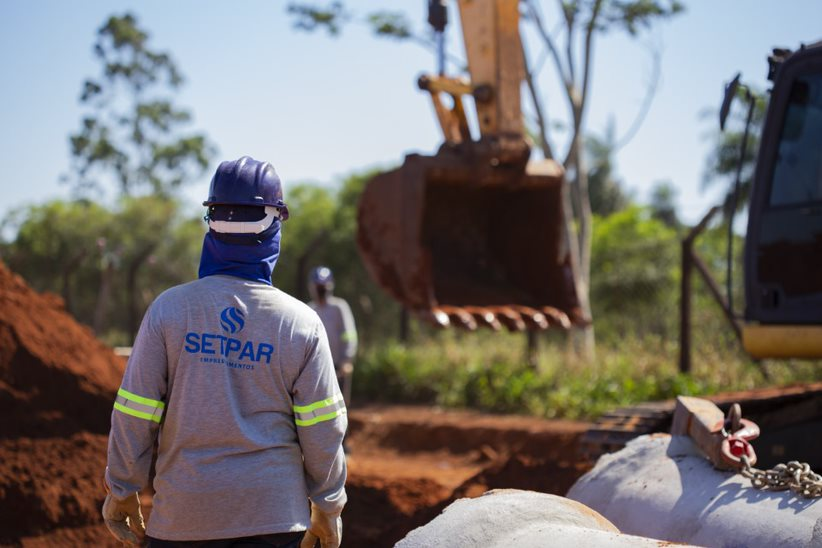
[357,0,584,331]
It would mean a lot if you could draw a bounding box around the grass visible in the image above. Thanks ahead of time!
[352,325,822,421]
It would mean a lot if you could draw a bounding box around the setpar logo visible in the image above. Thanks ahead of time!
[220,307,245,334]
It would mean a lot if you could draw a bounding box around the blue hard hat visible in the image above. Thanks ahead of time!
[310,266,334,286]
[203,156,289,220]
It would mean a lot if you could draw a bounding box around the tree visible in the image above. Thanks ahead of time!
[586,124,631,216]
[590,206,679,339]
[272,183,337,300]
[2,200,113,321]
[1,198,205,343]
[649,180,679,227]
[286,1,683,354]
[66,13,214,199]
[55,13,216,338]
[112,196,180,339]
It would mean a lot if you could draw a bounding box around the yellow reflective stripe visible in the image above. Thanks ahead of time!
[293,393,343,414]
[295,407,347,427]
[115,394,164,420]
[117,387,165,409]
[341,331,357,343]
[114,402,162,423]
[294,393,345,427]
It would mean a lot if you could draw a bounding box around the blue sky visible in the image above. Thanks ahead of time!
[1,0,821,231]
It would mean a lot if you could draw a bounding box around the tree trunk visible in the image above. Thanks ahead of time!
[93,257,115,335]
[127,245,155,342]
[60,249,87,315]
[567,129,596,360]
[399,307,410,342]
[526,331,538,369]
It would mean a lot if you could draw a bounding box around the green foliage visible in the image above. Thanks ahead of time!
[590,206,679,339]
[648,180,679,227]
[366,11,413,39]
[351,328,813,420]
[586,127,631,216]
[3,200,113,319]
[597,0,685,36]
[1,197,205,344]
[273,183,336,299]
[286,2,349,36]
[67,13,215,198]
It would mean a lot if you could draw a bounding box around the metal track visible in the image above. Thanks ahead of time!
[580,383,822,465]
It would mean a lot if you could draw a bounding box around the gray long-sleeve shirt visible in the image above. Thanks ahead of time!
[106,275,347,541]
[308,296,357,367]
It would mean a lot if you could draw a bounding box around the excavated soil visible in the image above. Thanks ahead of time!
[0,261,593,547]
[342,406,591,546]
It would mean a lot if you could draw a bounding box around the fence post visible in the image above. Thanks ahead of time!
[680,238,692,373]
[679,206,721,374]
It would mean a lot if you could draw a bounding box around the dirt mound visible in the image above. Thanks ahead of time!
[0,433,111,543]
[0,261,123,542]
[0,262,123,439]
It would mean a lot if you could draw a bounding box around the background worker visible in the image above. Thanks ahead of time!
[102,156,347,548]
[307,266,357,410]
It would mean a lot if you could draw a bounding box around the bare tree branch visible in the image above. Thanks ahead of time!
[580,0,604,113]
[521,35,555,160]
[562,0,603,167]
[562,0,577,84]
[524,0,571,89]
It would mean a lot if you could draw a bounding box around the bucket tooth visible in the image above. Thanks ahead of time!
[540,306,571,329]
[511,306,549,330]
[438,305,478,330]
[423,308,452,328]
[463,306,503,331]
[566,307,591,327]
[487,307,526,331]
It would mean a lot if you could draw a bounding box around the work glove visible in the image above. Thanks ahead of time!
[102,492,146,546]
[300,502,342,548]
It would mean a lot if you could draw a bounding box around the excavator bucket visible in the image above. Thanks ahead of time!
[357,149,583,331]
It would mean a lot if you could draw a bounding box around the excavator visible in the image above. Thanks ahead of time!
[357,0,822,348]
[356,0,585,332]
[355,0,822,469]
[585,41,822,469]
[735,42,822,359]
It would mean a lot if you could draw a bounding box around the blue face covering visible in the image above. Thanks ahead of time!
[197,220,282,285]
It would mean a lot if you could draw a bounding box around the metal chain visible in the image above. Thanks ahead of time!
[740,455,822,498]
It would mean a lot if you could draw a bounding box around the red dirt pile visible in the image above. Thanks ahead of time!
[0,261,124,544]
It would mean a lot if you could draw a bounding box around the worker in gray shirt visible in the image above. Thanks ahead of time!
[307,266,357,411]
[102,157,346,548]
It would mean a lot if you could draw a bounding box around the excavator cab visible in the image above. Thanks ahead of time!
[729,42,822,358]
[356,0,583,331]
